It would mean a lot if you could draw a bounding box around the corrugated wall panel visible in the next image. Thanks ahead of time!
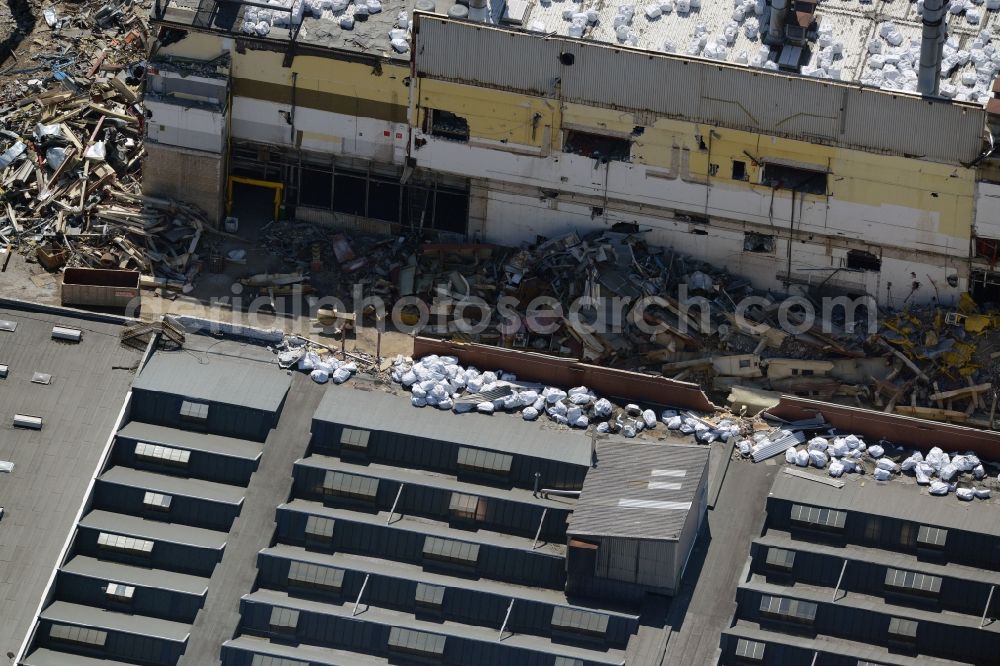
[415,18,561,96]
[415,17,987,164]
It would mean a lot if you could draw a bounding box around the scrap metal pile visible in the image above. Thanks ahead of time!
[266,222,1000,429]
[0,1,211,291]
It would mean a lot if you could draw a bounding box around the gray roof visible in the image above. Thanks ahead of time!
[40,601,192,642]
[61,555,211,595]
[314,385,594,467]
[280,498,566,558]
[261,545,638,620]
[568,442,709,541]
[0,305,141,655]
[132,351,290,413]
[116,421,263,460]
[768,469,1000,538]
[243,588,627,665]
[222,635,392,666]
[296,454,575,511]
[99,466,247,505]
[78,510,229,549]
[22,648,143,666]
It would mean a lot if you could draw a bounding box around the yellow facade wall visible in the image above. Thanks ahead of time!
[418,81,975,242]
[417,79,560,149]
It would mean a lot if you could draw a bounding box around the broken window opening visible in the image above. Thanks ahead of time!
[762,162,827,195]
[732,160,747,181]
[429,110,470,142]
[563,130,631,163]
[299,167,332,208]
[847,249,881,272]
[975,237,1000,263]
[743,231,775,253]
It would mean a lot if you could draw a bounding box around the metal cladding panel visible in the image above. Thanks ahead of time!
[842,88,985,162]
[559,43,702,121]
[414,18,987,164]
[697,67,841,141]
[415,17,561,96]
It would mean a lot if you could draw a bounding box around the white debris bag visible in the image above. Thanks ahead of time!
[915,462,933,485]
[666,415,683,430]
[957,487,976,500]
[642,410,657,429]
[939,463,959,482]
[829,461,845,477]
[809,450,829,468]
[876,458,899,473]
[929,481,949,495]
[593,398,613,419]
[867,444,885,458]
[807,437,828,452]
[309,369,329,383]
[795,450,810,467]
[873,467,892,481]
[332,367,351,384]
[477,402,495,414]
[783,445,796,462]
[522,406,539,421]
[900,452,922,471]
[739,440,752,456]
[411,395,427,407]
[975,487,991,499]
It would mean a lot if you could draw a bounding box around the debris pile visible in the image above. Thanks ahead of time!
[0,3,213,290]
[387,353,745,442]
[740,413,998,502]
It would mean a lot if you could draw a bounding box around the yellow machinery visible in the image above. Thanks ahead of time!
[226,176,283,221]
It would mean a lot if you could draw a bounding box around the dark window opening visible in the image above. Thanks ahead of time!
[367,180,401,223]
[762,162,827,194]
[564,130,631,162]
[432,190,469,235]
[611,221,638,233]
[300,167,332,208]
[560,52,575,66]
[429,110,470,142]
[332,174,366,216]
[690,228,708,236]
[743,231,774,253]
[847,249,881,272]
[975,237,1000,263]
[971,269,1000,304]
[732,160,747,181]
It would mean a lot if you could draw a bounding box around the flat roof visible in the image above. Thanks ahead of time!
[22,648,143,666]
[153,0,1000,104]
[99,466,247,505]
[243,588,628,665]
[39,601,191,642]
[0,305,140,657]
[296,454,577,511]
[132,351,290,413]
[222,635,392,665]
[313,383,594,467]
[78,510,229,550]
[569,442,709,541]
[115,421,264,460]
[279,498,568,558]
[60,555,211,596]
[768,467,1000,538]
[261,545,638,618]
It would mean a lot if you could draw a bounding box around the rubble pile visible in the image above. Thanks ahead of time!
[387,353,746,441]
[272,333,378,384]
[0,2,209,289]
[740,417,998,501]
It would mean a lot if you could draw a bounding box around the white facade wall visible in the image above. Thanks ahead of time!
[230,96,407,164]
[975,181,1000,240]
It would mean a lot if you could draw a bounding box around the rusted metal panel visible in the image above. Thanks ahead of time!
[413,18,987,164]
[769,396,1000,460]
[412,338,718,412]
[61,269,140,310]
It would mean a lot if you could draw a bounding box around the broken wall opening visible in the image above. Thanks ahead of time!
[762,162,827,194]
[563,130,631,162]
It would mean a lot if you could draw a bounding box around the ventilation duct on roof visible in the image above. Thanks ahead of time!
[765,0,788,46]
[918,0,947,95]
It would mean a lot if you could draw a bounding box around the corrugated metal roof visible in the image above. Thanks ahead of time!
[415,18,986,165]
[99,466,247,505]
[768,470,1000,538]
[39,601,191,641]
[116,421,263,460]
[61,555,210,595]
[568,442,709,541]
[79,510,229,549]
[132,352,291,412]
[313,386,594,467]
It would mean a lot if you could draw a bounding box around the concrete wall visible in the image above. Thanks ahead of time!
[143,142,226,223]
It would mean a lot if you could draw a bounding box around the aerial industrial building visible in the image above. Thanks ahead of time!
[143,0,1000,306]
[10,312,713,665]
